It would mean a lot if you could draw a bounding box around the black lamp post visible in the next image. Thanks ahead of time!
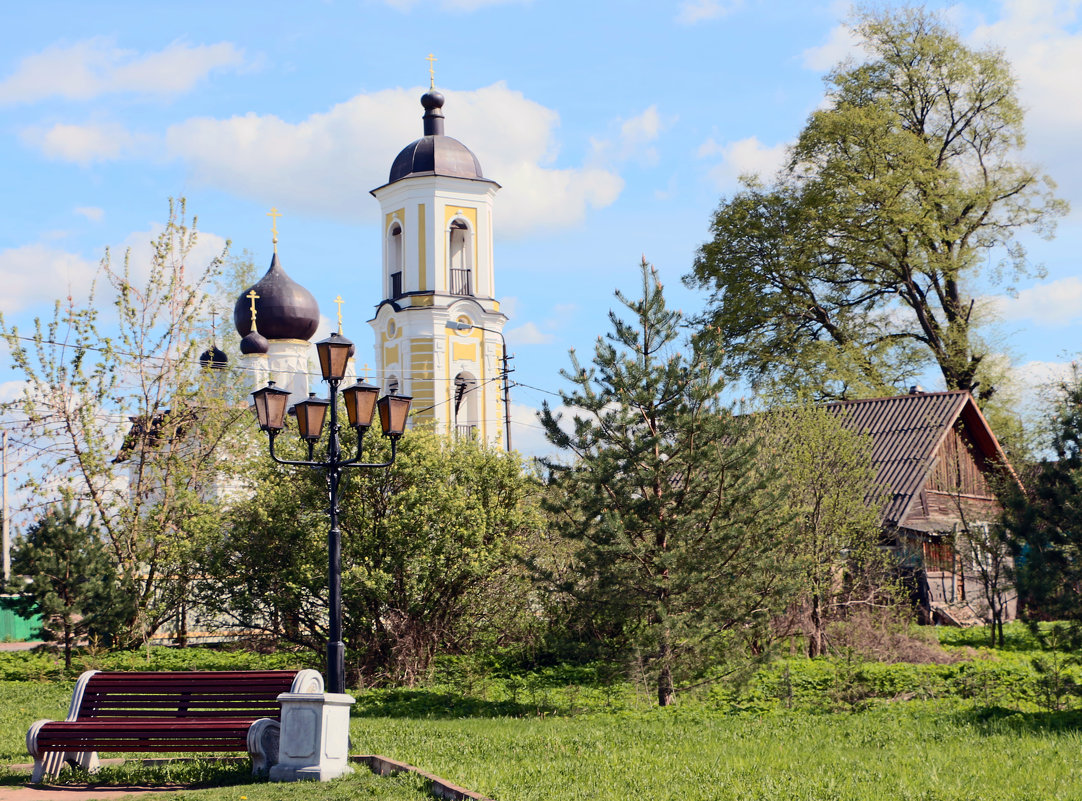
[250,331,412,694]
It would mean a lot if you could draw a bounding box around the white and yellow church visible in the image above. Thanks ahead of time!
[232,80,510,448]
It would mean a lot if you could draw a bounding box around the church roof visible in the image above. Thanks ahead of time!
[377,89,498,189]
[233,252,320,343]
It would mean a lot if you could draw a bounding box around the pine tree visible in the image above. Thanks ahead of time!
[540,259,791,706]
[1004,366,1082,621]
[3,502,134,670]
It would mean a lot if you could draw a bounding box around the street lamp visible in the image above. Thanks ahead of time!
[250,331,412,694]
[444,320,514,451]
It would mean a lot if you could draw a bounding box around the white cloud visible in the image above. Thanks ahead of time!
[987,277,1082,327]
[166,83,622,236]
[802,22,864,71]
[1007,358,1076,420]
[508,400,559,460]
[506,321,554,345]
[591,105,672,167]
[676,0,743,25]
[74,206,104,222]
[701,135,788,189]
[26,122,154,165]
[0,380,26,404]
[111,224,230,291]
[0,244,97,311]
[0,38,246,104]
[968,2,1082,196]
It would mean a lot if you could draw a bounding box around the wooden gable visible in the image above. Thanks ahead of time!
[825,391,1018,535]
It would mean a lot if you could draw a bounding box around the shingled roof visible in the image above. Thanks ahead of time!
[823,391,1013,527]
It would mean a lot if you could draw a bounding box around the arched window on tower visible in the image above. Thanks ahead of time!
[453,371,478,438]
[448,219,472,296]
[389,223,404,298]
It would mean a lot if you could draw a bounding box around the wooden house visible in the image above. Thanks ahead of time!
[825,390,1020,624]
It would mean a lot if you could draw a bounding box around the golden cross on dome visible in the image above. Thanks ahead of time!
[426,53,437,89]
[267,207,282,254]
[209,308,218,342]
[246,289,259,328]
[334,295,344,334]
[362,363,370,380]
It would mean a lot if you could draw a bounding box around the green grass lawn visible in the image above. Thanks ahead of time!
[2,627,1081,800]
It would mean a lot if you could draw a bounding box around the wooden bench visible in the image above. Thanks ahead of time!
[26,668,324,782]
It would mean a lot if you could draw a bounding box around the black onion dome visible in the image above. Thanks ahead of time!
[240,331,269,355]
[199,346,228,369]
[386,89,488,184]
[233,252,320,342]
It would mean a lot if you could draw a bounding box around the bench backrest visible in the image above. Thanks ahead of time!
[74,670,304,721]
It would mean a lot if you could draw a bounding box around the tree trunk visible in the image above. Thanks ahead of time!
[808,592,824,658]
[657,624,675,707]
[63,619,72,672]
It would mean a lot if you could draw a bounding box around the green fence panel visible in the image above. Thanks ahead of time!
[0,601,41,641]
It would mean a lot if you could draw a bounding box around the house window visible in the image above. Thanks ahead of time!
[449,219,472,296]
[923,538,955,572]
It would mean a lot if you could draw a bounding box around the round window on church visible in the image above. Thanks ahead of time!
[387,319,397,337]
[456,315,472,330]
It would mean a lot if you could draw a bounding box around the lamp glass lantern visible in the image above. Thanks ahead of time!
[342,381,380,430]
[293,393,330,441]
[377,394,412,437]
[251,381,292,431]
[315,332,354,382]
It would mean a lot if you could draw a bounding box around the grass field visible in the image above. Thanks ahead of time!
[1,625,1081,800]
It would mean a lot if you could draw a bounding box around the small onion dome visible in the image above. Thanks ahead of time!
[199,345,229,369]
[233,252,320,342]
[240,330,269,355]
[386,89,490,184]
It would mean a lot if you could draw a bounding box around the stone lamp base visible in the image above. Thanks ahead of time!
[269,691,355,782]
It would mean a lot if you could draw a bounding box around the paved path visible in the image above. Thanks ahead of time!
[2,765,183,801]
[0,784,184,800]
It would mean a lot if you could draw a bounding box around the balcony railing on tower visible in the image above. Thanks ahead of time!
[455,424,477,439]
[450,269,472,296]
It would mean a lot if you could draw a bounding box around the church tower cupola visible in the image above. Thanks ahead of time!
[368,62,509,447]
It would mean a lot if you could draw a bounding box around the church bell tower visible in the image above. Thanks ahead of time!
[369,80,507,445]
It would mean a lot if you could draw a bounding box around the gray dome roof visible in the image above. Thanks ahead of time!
[389,134,485,183]
[233,252,320,342]
[199,345,228,368]
[384,89,494,186]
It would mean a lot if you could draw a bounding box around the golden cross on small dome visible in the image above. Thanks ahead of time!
[267,207,282,254]
[362,363,370,380]
[426,53,437,89]
[334,295,345,334]
[246,289,259,328]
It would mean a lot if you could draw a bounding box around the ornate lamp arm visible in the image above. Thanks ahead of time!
[266,430,325,469]
[342,436,398,469]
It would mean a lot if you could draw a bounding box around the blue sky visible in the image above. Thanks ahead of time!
[1,0,1081,458]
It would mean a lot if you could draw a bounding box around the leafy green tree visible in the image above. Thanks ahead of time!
[687,6,1066,404]
[540,259,792,707]
[1003,365,1082,622]
[0,200,248,643]
[766,406,892,657]
[204,428,543,686]
[3,502,135,669]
